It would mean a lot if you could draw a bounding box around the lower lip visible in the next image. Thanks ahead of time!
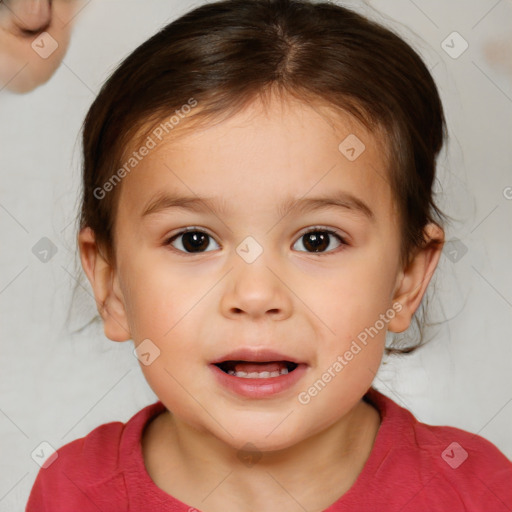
[209,363,308,399]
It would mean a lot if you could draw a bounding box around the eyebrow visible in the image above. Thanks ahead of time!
[141,191,375,222]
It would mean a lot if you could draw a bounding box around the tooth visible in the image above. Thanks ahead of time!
[224,368,291,379]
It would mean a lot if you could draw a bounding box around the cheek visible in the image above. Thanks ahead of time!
[295,253,398,389]
[120,258,207,398]
[295,263,391,418]
[304,254,397,336]
[118,251,170,339]
[119,250,215,342]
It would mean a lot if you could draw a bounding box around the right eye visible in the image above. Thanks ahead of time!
[165,228,220,254]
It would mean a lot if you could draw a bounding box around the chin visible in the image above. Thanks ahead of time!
[207,414,309,454]
[231,432,300,455]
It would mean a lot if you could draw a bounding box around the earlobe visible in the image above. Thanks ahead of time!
[388,223,444,333]
[78,227,131,342]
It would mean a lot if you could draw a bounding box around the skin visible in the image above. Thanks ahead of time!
[79,94,444,512]
[0,0,81,93]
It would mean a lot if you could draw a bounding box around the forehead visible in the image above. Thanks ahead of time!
[116,96,395,223]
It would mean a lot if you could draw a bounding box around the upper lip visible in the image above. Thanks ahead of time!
[210,348,304,365]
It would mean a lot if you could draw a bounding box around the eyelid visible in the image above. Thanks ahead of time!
[166,225,348,242]
[298,225,348,240]
[169,225,213,236]
[165,226,218,244]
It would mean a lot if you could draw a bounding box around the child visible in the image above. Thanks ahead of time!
[26,0,512,510]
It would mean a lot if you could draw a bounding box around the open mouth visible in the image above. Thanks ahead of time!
[214,360,299,379]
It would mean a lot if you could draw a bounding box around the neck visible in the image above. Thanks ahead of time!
[143,397,381,512]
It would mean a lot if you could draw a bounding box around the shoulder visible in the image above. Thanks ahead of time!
[409,421,512,510]
[364,388,512,510]
[26,401,165,511]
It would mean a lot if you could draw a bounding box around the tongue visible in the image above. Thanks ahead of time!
[234,361,287,373]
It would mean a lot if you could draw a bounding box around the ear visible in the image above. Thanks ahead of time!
[388,223,444,333]
[78,227,131,342]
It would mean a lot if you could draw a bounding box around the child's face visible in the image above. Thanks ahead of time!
[83,96,428,451]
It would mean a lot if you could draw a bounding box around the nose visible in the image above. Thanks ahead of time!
[9,0,52,33]
[220,248,293,321]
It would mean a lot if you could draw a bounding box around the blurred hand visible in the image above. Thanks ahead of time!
[0,0,83,93]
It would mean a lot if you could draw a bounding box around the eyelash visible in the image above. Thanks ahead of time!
[164,226,348,256]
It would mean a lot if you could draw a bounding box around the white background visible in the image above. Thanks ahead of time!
[0,0,511,510]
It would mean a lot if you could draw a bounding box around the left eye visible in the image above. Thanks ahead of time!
[292,229,346,253]
[167,229,220,253]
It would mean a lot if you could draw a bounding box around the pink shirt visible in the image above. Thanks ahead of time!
[26,388,512,511]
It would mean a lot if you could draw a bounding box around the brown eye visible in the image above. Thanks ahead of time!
[293,229,346,254]
[167,229,219,253]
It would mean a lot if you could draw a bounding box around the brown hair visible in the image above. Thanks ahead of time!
[78,0,447,353]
